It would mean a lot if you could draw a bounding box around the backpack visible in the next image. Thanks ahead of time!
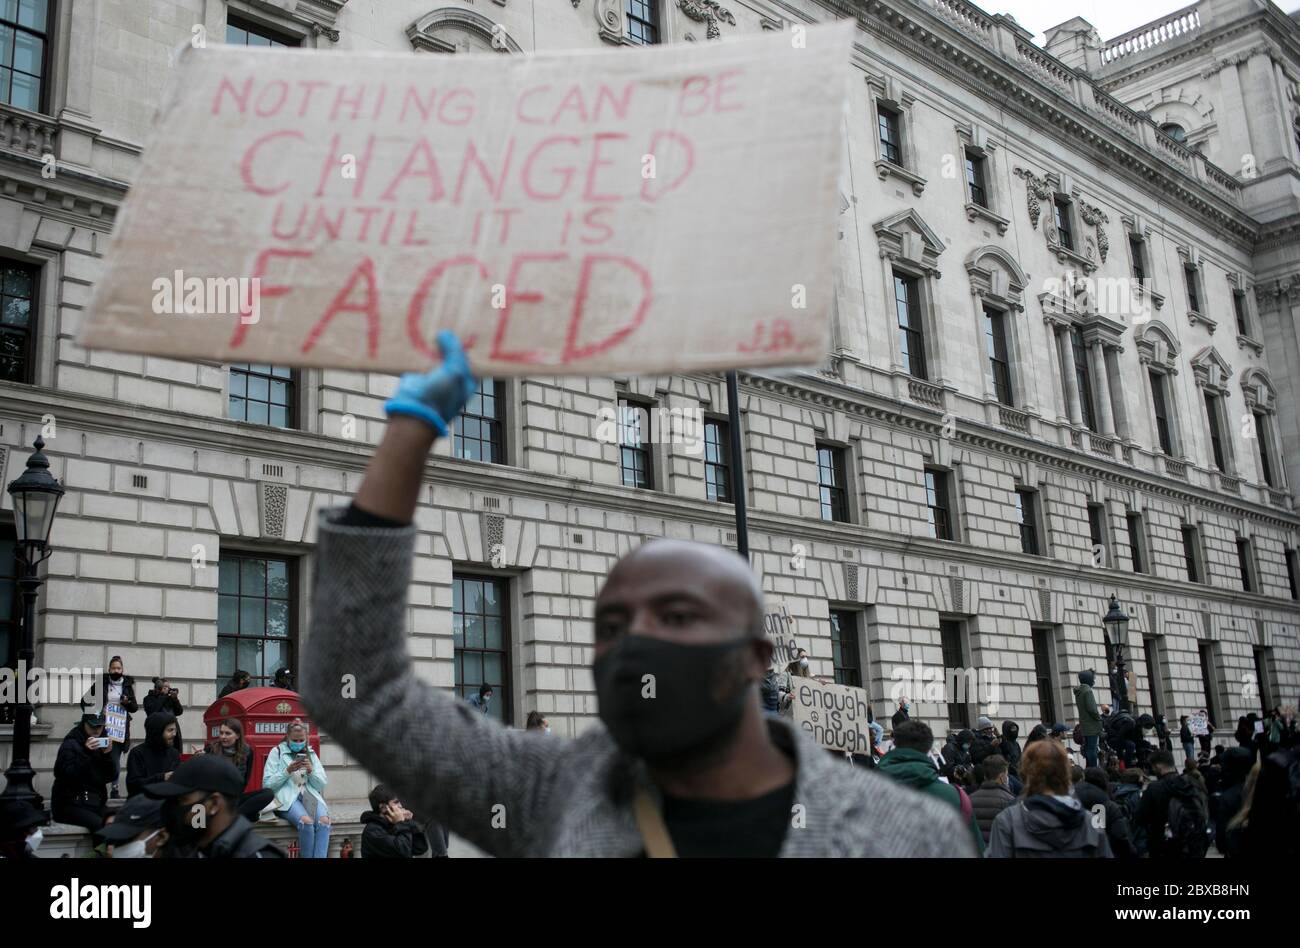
[1072,723,1084,747]
[1165,779,1209,858]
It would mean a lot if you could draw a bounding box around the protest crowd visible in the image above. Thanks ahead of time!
[2,333,1296,861]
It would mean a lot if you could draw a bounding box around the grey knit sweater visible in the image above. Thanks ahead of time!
[303,509,976,858]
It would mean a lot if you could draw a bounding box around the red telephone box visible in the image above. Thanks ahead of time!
[201,688,321,793]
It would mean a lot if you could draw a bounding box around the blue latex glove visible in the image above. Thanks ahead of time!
[383,330,477,437]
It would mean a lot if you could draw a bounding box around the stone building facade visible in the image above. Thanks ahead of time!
[0,0,1298,807]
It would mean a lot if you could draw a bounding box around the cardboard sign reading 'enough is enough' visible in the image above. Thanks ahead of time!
[79,23,854,377]
[792,677,874,753]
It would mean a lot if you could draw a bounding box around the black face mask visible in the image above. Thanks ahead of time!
[594,635,753,765]
[109,673,122,682]
[163,796,214,846]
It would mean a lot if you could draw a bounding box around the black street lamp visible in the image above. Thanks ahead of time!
[1,437,65,808]
[1103,593,1131,715]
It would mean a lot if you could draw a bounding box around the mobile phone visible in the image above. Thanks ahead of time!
[93,737,111,749]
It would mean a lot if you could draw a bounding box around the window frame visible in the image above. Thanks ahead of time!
[964,148,989,209]
[1203,389,1228,472]
[1031,625,1059,724]
[877,102,904,167]
[0,258,40,385]
[228,363,299,430]
[1181,523,1205,584]
[939,618,971,730]
[1253,410,1277,488]
[1071,326,1098,432]
[1184,262,1202,315]
[1148,368,1176,456]
[1236,536,1258,593]
[623,0,661,46]
[924,466,956,541]
[829,609,863,688]
[703,415,731,503]
[226,13,302,48]
[1128,233,1147,283]
[1014,487,1043,556]
[1053,196,1075,252]
[893,269,928,381]
[983,306,1014,407]
[216,551,299,689]
[1198,641,1222,729]
[816,442,850,523]
[1126,510,1149,574]
[1087,502,1110,568]
[1285,547,1299,601]
[452,377,508,465]
[616,395,656,491]
[452,572,513,727]
[0,0,52,115]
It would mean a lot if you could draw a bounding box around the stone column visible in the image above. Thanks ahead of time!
[1055,326,1082,425]
[1089,339,1116,436]
[1104,346,1132,441]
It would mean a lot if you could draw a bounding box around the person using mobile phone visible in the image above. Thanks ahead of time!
[360,785,430,859]
[263,720,331,858]
[51,712,117,832]
[143,678,186,752]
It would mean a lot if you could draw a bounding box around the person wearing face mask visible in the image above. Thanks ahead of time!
[125,711,180,797]
[891,696,911,731]
[96,794,169,859]
[0,799,46,859]
[144,755,284,858]
[205,718,275,820]
[51,712,117,831]
[468,683,493,715]
[525,711,552,734]
[80,656,138,799]
[263,721,331,858]
[301,332,975,857]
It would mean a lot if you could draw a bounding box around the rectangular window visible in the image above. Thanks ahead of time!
[624,0,660,46]
[0,0,50,112]
[1198,642,1220,729]
[617,398,654,489]
[924,467,954,541]
[217,553,296,689]
[878,105,902,165]
[1233,291,1250,336]
[1129,234,1146,283]
[984,307,1013,406]
[1236,537,1256,592]
[453,574,511,725]
[1204,391,1227,470]
[894,272,927,380]
[1071,328,1097,432]
[1286,548,1299,601]
[1031,626,1057,724]
[1149,370,1174,455]
[230,364,296,428]
[453,379,506,464]
[1184,264,1201,313]
[965,150,988,208]
[1252,646,1274,714]
[1182,524,1203,583]
[1015,488,1041,556]
[939,620,970,729]
[227,16,300,47]
[817,443,849,523]
[1088,503,1108,566]
[1054,198,1074,251]
[1255,412,1276,488]
[829,610,861,687]
[0,261,38,383]
[1126,511,1148,574]
[1143,637,1165,717]
[703,418,731,503]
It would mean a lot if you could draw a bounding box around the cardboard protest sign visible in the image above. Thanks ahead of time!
[1188,710,1209,737]
[80,23,854,377]
[105,703,127,744]
[763,602,799,671]
[791,677,873,753]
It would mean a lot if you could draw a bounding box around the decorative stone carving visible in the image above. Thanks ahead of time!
[844,563,858,601]
[481,513,505,563]
[260,483,287,540]
[965,246,1028,312]
[231,0,348,43]
[594,0,627,45]
[406,8,522,52]
[1241,368,1277,413]
[1077,200,1110,262]
[1134,320,1180,372]
[1189,346,1233,392]
[873,209,945,278]
[1013,167,1053,230]
[678,0,735,40]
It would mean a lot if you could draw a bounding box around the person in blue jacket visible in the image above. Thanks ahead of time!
[263,720,331,858]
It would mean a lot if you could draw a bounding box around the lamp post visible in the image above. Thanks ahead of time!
[1103,593,1131,715]
[1,437,65,808]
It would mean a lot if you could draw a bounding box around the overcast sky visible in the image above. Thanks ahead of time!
[987,0,1299,44]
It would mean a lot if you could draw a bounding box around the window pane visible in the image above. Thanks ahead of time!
[464,613,484,649]
[17,0,46,32]
[246,401,269,426]
[218,595,238,633]
[240,558,266,596]
[266,599,289,638]
[485,616,503,650]
[217,636,236,680]
[7,69,36,111]
[483,652,502,686]
[263,639,288,677]
[240,598,266,634]
[237,639,262,680]
[461,651,483,685]
[12,30,40,73]
[266,560,288,598]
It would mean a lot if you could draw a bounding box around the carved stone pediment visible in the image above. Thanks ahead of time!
[406,7,522,52]
[1241,368,1277,412]
[1134,320,1180,372]
[965,246,1027,311]
[1189,346,1233,391]
[873,209,945,277]
[230,0,349,42]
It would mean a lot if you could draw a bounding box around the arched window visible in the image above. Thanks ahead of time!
[1160,123,1187,143]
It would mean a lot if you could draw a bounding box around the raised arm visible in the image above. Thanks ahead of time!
[302,332,571,858]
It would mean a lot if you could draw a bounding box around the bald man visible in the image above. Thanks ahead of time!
[303,333,973,857]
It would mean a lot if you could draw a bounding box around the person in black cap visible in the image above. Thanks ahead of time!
[51,711,116,832]
[96,794,168,859]
[273,667,294,691]
[144,755,285,859]
[0,799,46,859]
